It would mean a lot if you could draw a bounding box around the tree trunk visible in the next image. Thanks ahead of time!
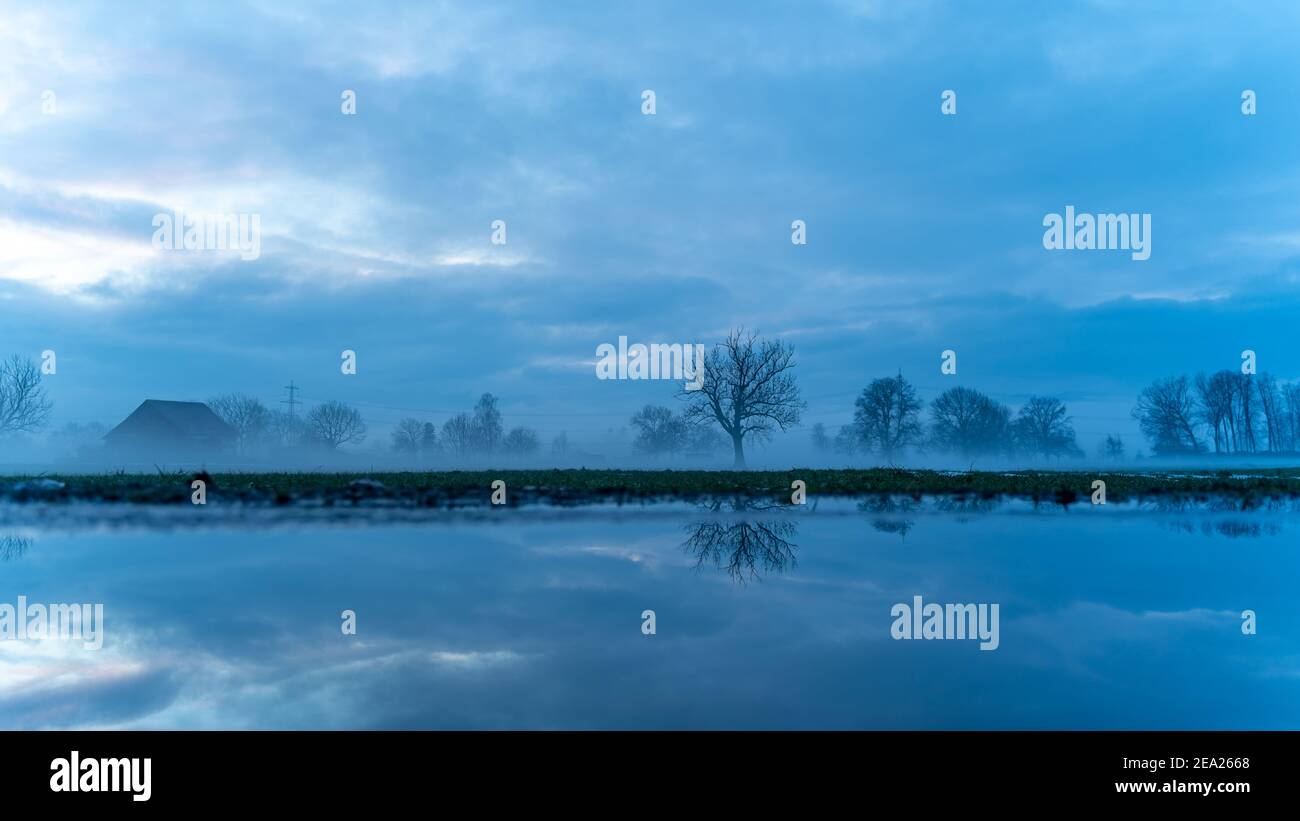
[732,434,746,468]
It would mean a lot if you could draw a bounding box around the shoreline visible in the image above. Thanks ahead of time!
[4,468,1300,507]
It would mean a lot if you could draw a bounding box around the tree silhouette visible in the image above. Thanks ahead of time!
[0,355,51,436]
[682,501,799,584]
[307,401,366,449]
[678,329,803,468]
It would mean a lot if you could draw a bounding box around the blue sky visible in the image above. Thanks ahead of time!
[3,0,1300,460]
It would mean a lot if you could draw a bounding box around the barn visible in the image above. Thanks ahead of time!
[103,400,236,456]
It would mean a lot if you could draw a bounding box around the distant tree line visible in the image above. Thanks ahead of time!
[13,340,1300,466]
[627,404,728,457]
[208,394,366,451]
[811,374,1086,461]
[393,393,540,459]
[205,391,546,459]
[1133,370,1300,455]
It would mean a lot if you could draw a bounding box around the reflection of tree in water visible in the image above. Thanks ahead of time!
[1141,496,1289,538]
[1158,518,1197,535]
[855,494,1009,538]
[694,496,788,514]
[1142,496,1296,514]
[931,496,1001,518]
[870,518,914,537]
[1141,497,1201,514]
[1204,520,1280,538]
[858,495,922,514]
[1161,518,1280,538]
[683,518,798,583]
[930,493,998,524]
[1,535,31,561]
[858,495,921,538]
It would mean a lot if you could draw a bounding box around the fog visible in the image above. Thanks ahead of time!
[5,425,1300,477]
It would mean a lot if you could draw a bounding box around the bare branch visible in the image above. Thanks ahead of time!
[0,355,53,436]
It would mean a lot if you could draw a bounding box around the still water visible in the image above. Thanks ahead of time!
[1,498,1295,729]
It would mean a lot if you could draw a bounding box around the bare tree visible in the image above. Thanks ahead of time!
[307,401,366,449]
[501,426,540,456]
[551,432,569,459]
[1133,376,1201,455]
[851,373,923,458]
[929,386,1012,458]
[1284,383,1300,452]
[208,393,270,453]
[1098,434,1125,461]
[0,355,52,436]
[1195,371,1234,453]
[809,422,831,452]
[267,409,307,447]
[391,418,424,454]
[678,329,803,468]
[420,422,439,455]
[833,424,860,455]
[1256,373,1284,453]
[441,413,474,457]
[1232,373,1259,453]
[687,424,728,455]
[630,405,689,456]
[1012,396,1081,459]
[470,393,503,454]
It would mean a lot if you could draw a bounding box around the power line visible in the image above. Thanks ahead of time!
[282,381,302,419]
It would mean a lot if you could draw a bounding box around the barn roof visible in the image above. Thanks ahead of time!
[105,400,236,442]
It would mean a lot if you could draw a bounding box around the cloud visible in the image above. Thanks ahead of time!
[3,0,1300,454]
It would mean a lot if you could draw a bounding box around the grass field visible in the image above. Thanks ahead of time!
[4,467,1300,506]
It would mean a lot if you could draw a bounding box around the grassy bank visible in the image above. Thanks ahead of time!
[4,467,1300,506]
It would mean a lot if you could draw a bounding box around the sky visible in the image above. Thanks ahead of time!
[3,0,1300,463]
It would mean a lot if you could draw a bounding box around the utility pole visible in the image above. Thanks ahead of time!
[282,381,301,419]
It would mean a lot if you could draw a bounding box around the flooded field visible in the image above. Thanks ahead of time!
[1,498,1295,729]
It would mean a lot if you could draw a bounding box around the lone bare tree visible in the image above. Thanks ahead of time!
[678,329,803,468]
[0,355,52,436]
[307,401,366,449]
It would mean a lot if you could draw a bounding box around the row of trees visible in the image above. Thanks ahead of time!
[1133,371,1300,455]
[390,393,541,458]
[812,376,1084,460]
[214,392,548,458]
[628,405,728,456]
[208,394,366,450]
[14,340,1300,464]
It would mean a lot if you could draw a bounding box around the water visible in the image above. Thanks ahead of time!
[1,498,1295,729]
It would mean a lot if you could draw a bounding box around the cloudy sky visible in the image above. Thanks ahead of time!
[3,0,1299,459]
